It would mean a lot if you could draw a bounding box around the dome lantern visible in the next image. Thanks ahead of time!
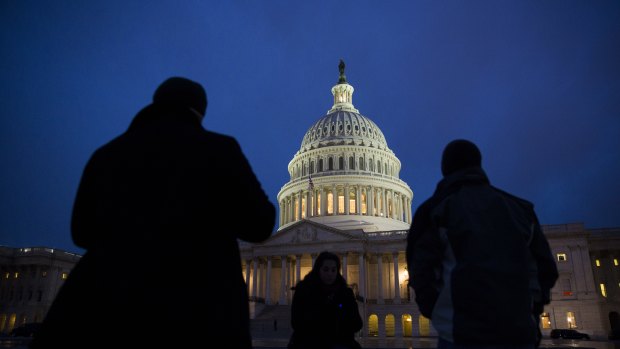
[328,59,359,114]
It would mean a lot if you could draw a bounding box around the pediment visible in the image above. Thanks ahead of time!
[261,220,361,246]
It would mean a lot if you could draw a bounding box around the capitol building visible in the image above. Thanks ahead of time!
[237,62,620,341]
[1,63,620,341]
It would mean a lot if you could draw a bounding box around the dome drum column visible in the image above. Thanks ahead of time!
[344,184,350,215]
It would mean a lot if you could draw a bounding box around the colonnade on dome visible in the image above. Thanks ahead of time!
[278,180,412,227]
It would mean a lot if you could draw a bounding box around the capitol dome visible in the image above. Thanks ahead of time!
[277,60,413,233]
[299,111,388,152]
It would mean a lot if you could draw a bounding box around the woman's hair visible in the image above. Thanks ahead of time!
[302,251,346,287]
[313,251,341,273]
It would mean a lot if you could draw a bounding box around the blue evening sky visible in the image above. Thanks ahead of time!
[1,1,619,254]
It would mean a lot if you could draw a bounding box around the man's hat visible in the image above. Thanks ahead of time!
[441,139,482,176]
[153,77,207,116]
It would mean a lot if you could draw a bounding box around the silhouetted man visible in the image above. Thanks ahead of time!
[31,77,275,348]
[406,139,558,349]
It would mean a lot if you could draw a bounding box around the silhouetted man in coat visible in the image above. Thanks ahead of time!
[31,77,276,348]
[406,139,558,349]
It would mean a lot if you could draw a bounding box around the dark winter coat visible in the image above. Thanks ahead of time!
[406,167,558,345]
[288,274,363,349]
[30,104,276,348]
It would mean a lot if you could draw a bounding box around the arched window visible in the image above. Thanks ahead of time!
[318,159,324,172]
[338,156,344,170]
[310,161,314,174]
[377,160,381,173]
[349,156,355,170]
[327,192,334,215]
[402,314,413,337]
[328,157,334,170]
[419,315,431,336]
[368,314,379,337]
[385,314,395,337]
[359,157,365,171]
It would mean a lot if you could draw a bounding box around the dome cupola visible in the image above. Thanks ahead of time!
[277,60,413,233]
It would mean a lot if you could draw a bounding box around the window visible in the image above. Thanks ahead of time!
[349,157,354,170]
[13,272,18,279]
[596,259,601,267]
[541,313,551,329]
[338,157,344,170]
[419,315,431,336]
[328,158,333,170]
[327,192,333,215]
[368,314,378,336]
[338,193,345,214]
[557,253,567,262]
[600,283,607,297]
[3,272,8,279]
[349,189,356,214]
[567,312,576,328]
[359,157,365,170]
[385,314,395,337]
[361,192,367,215]
[61,273,68,280]
[402,314,413,337]
[615,259,618,266]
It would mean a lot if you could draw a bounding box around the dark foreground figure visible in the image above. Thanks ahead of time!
[288,251,363,349]
[406,139,559,349]
[30,77,276,348]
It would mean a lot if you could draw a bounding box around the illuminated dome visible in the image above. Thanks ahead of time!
[277,60,413,233]
[299,111,388,152]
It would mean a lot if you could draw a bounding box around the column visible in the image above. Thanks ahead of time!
[279,256,287,304]
[321,186,327,216]
[356,186,362,215]
[333,184,338,215]
[382,188,387,218]
[296,254,302,285]
[368,186,374,216]
[395,313,404,338]
[393,252,401,304]
[305,190,311,218]
[344,184,350,214]
[313,189,319,216]
[265,257,272,305]
[245,260,251,289]
[297,190,303,221]
[252,258,259,299]
[358,253,366,299]
[406,197,412,223]
[377,254,384,304]
[279,202,284,226]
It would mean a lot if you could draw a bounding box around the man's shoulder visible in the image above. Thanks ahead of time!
[491,186,535,209]
[199,129,236,141]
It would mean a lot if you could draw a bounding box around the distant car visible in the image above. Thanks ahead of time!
[550,329,590,340]
[10,322,41,337]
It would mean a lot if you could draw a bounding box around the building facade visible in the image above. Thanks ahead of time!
[0,246,80,334]
[1,63,619,340]
[240,63,620,340]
